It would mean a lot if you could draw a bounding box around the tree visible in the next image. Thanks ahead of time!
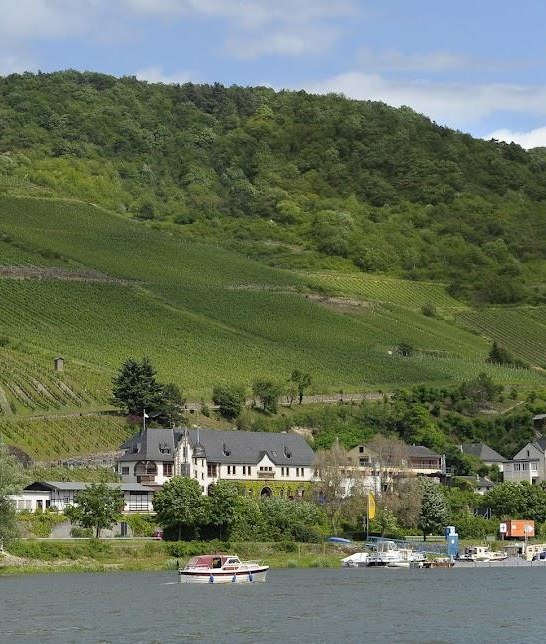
[65,483,123,538]
[251,378,283,414]
[153,476,208,540]
[418,478,448,540]
[208,480,240,538]
[397,341,414,357]
[111,357,165,416]
[212,384,246,421]
[0,439,29,548]
[314,441,366,534]
[364,435,421,529]
[157,383,186,427]
[289,369,312,405]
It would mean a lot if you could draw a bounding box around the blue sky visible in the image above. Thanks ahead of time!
[1,0,545,147]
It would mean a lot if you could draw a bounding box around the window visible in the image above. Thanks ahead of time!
[532,462,538,471]
[163,463,173,477]
[359,446,364,453]
[121,466,129,476]
[207,463,217,477]
[514,463,521,471]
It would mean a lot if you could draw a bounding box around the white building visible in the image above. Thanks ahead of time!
[11,481,155,513]
[503,438,546,485]
[117,427,315,496]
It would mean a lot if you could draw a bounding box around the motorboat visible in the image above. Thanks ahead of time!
[341,552,369,568]
[457,546,508,563]
[366,540,426,568]
[178,554,269,584]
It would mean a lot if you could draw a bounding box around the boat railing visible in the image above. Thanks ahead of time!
[367,536,447,556]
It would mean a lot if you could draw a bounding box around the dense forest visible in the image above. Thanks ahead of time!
[1,71,546,304]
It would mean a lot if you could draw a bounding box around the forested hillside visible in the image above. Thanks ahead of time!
[1,71,546,304]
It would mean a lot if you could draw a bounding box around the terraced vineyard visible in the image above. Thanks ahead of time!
[0,195,544,409]
[0,347,99,415]
[457,308,546,369]
[304,272,465,312]
[0,414,133,460]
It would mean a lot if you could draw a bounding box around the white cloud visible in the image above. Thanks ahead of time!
[359,48,478,73]
[124,0,355,56]
[135,65,195,85]
[0,0,99,39]
[301,71,546,130]
[486,127,546,150]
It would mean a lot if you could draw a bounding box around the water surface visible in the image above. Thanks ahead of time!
[0,567,544,643]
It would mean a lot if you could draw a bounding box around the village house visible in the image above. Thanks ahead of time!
[454,474,496,495]
[116,427,316,497]
[459,442,505,473]
[346,443,445,494]
[10,481,155,513]
[503,438,546,484]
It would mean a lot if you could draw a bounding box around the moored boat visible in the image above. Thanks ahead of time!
[178,554,269,584]
[366,540,426,568]
[341,552,369,568]
[457,546,508,563]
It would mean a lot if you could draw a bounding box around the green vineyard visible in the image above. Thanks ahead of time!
[0,195,544,415]
[304,272,465,312]
[457,308,546,369]
[0,414,133,460]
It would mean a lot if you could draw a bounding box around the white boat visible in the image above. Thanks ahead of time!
[178,554,269,584]
[457,546,508,563]
[341,552,369,568]
[366,540,426,568]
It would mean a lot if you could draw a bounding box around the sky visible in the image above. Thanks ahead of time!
[1,0,545,148]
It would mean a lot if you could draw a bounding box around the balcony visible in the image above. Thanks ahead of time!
[258,470,276,479]
[137,475,156,484]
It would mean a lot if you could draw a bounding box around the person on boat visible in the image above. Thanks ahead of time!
[212,557,222,569]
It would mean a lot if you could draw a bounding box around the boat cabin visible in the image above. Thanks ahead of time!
[185,555,242,571]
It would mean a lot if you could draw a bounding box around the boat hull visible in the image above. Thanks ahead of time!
[179,567,269,584]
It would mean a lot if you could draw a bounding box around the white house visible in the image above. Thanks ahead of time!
[503,438,546,485]
[117,427,316,497]
[11,482,155,513]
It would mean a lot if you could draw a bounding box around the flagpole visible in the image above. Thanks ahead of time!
[366,495,369,541]
[143,408,146,433]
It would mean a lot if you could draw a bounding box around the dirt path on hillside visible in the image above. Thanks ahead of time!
[0,385,13,415]
[0,266,132,285]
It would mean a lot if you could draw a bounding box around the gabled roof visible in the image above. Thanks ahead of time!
[407,445,441,459]
[184,428,314,466]
[533,414,546,421]
[534,437,546,453]
[458,475,496,489]
[118,427,315,466]
[460,442,504,463]
[119,428,182,462]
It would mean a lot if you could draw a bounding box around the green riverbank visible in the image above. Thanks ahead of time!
[0,540,344,576]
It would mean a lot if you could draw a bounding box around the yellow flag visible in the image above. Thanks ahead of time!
[368,492,376,520]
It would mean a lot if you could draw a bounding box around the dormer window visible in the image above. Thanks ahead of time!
[222,443,231,457]
[284,446,292,459]
[158,443,171,454]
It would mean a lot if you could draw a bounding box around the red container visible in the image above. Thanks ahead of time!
[505,519,535,538]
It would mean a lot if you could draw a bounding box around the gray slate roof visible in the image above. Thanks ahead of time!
[119,428,181,462]
[460,442,504,463]
[458,475,496,489]
[533,437,546,453]
[118,427,315,466]
[407,445,441,459]
[533,414,546,421]
[185,428,314,466]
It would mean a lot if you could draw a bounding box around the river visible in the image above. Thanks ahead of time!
[1,567,545,643]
